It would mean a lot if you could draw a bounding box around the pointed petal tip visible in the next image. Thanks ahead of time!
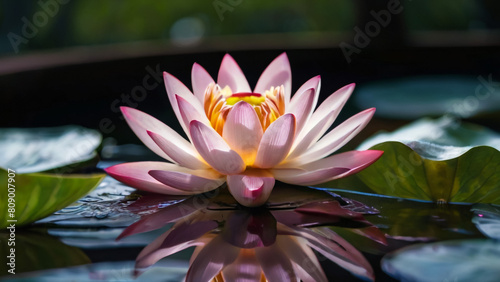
[277,52,288,60]
[344,83,356,91]
[308,75,321,83]
[115,231,128,241]
[119,105,131,112]
[163,71,178,81]
[103,166,112,174]
[192,62,210,75]
[355,107,376,118]
[218,53,251,93]
[369,149,384,158]
[174,94,183,102]
[357,149,384,164]
[120,106,137,117]
[222,53,235,61]
[364,107,377,116]
[163,71,184,85]
[103,164,121,176]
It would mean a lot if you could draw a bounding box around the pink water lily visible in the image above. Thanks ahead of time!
[105,53,383,207]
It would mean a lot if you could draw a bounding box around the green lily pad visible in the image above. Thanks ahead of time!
[382,240,500,282]
[357,116,500,154]
[471,204,500,240]
[0,168,105,228]
[325,189,483,242]
[0,126,102,173]
[325,117,500,204]
[355,76,500,119]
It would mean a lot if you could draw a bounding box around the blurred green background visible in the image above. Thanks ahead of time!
[1,0,499,55]
[1,0,499,142]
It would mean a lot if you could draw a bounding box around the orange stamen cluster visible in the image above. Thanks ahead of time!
[204,83,285,135]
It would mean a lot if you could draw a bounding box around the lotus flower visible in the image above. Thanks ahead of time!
[105,53,383,207]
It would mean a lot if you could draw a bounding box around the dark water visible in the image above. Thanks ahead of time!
[1,164,492,281]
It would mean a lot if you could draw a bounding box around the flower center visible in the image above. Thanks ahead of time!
[226,93,265,106]
[203,83,285,135]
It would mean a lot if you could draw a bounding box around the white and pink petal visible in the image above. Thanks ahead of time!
[163,72,205,135]
[149,169,225,193]
[272,150,383,185]
[254,52,292,105]
[254,113,296,168]
[191,63,214,103]
[104,162,192,195]
[287,88,316,136]
[293,75,321,109]
[190,120,245,175]
[176,94,212,130]
[285,110,333,161]
[120,106,194,163]
[227,172,275,207]
[290,108,376,165]
[294,83,355,148]
[222,101,263,165]
[217,54,251,93]
[147,130,208,170]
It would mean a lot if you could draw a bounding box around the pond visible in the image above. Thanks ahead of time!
[1,165,497,281]
[1,48,500,281]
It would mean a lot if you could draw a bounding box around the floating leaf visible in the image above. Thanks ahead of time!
[0,229,90,274]
[0,126,102,173]
[3,260,189,281]
[36,175,141,228]
[323,189,483,242]
[0,168,105,228]
[355,76,500,119]
[471,204,500,240]
[357,116,500,153]
[326,117,500,204]
[382,240,500,282]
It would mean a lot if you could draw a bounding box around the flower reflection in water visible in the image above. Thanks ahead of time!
[118,184,386,281]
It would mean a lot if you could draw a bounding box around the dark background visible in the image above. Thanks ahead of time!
[1,0,500,143]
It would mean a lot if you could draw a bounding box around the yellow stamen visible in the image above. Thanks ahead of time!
[203,83,285,135]
[226,93,266,106]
